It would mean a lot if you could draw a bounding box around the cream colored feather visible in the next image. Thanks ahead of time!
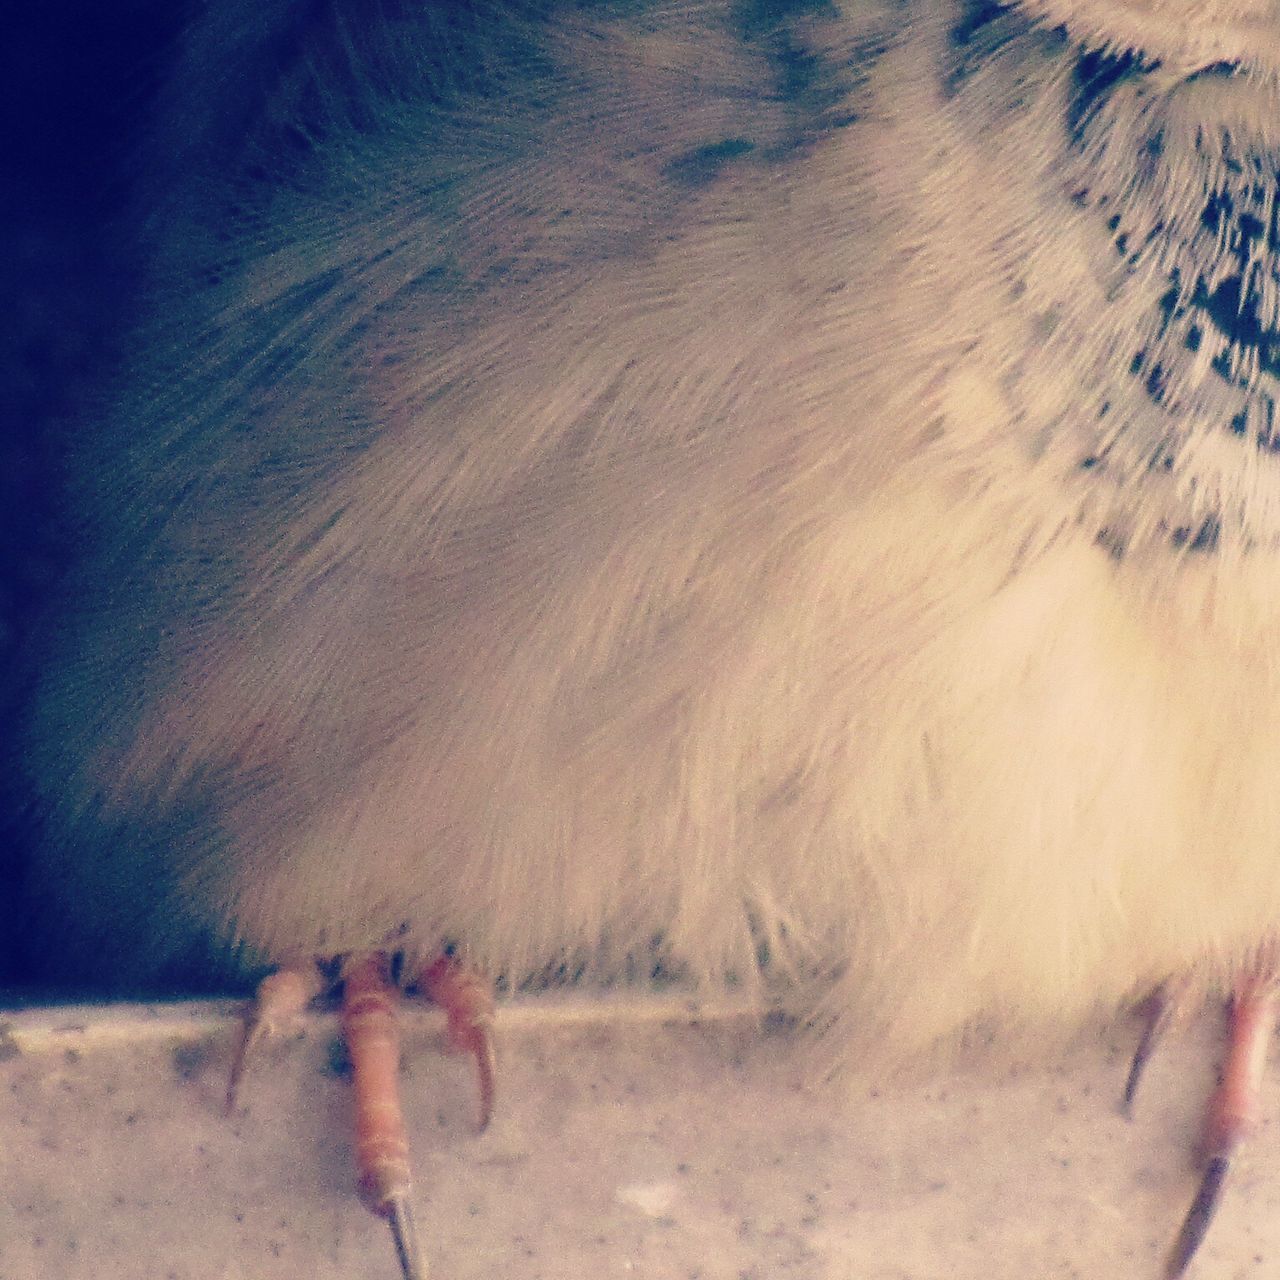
[21,0,1280,1079]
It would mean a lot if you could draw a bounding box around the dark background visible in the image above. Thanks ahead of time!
[0,2,183,994]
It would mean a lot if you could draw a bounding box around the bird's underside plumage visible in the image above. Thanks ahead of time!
[20,0,1280,1084]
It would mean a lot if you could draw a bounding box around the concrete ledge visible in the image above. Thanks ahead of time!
[1,997,1274,1280]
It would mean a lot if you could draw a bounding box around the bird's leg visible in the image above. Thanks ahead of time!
[226,964,324,1114]
[1166,968,1278,1279]
[224,951,491,1279]
[418,955,497,1131]
[341,951,427,1280]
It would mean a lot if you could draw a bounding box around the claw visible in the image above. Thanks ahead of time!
[420,955,497,1130]
[226,965,323,1115]
[1165,972,1277,1278]
[1124,977,1191,1117]
[342,952,428,1280]
[1166,1156,1230,1279]
[387,1194,428,1280]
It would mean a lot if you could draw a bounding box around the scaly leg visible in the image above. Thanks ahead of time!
[1163,971,1278,1278]
[341,952,427,1280]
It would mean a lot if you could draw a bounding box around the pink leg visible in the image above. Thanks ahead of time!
[341,952,426,1280]
[1166,974,1277,1278]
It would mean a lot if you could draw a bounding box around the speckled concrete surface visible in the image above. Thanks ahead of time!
[3,997,1278,1280]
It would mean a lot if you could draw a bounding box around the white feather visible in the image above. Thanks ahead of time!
[23,0,1280,1066]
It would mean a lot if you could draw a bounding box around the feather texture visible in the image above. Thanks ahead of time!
[21,0,1280,1067]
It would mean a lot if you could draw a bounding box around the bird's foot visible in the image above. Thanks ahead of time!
[1125,964,1278,1278]
[226,950,497,1280]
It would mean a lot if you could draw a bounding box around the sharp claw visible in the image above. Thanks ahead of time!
[473,1026,497,1132]
[226,966,322,1115]
[225,1017,264,1115]
[1166,1155,1230,1279]
[387,1194,429,1280]
[1124,989,1172,1117]
[1124,977,1193,1117]
[420,956,497,1130]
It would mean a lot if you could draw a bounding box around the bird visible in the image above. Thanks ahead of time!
[16,0,1280,1275]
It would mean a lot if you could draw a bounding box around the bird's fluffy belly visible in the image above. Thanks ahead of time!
[22,0,1280,1062]
[208,480,1280,1061]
